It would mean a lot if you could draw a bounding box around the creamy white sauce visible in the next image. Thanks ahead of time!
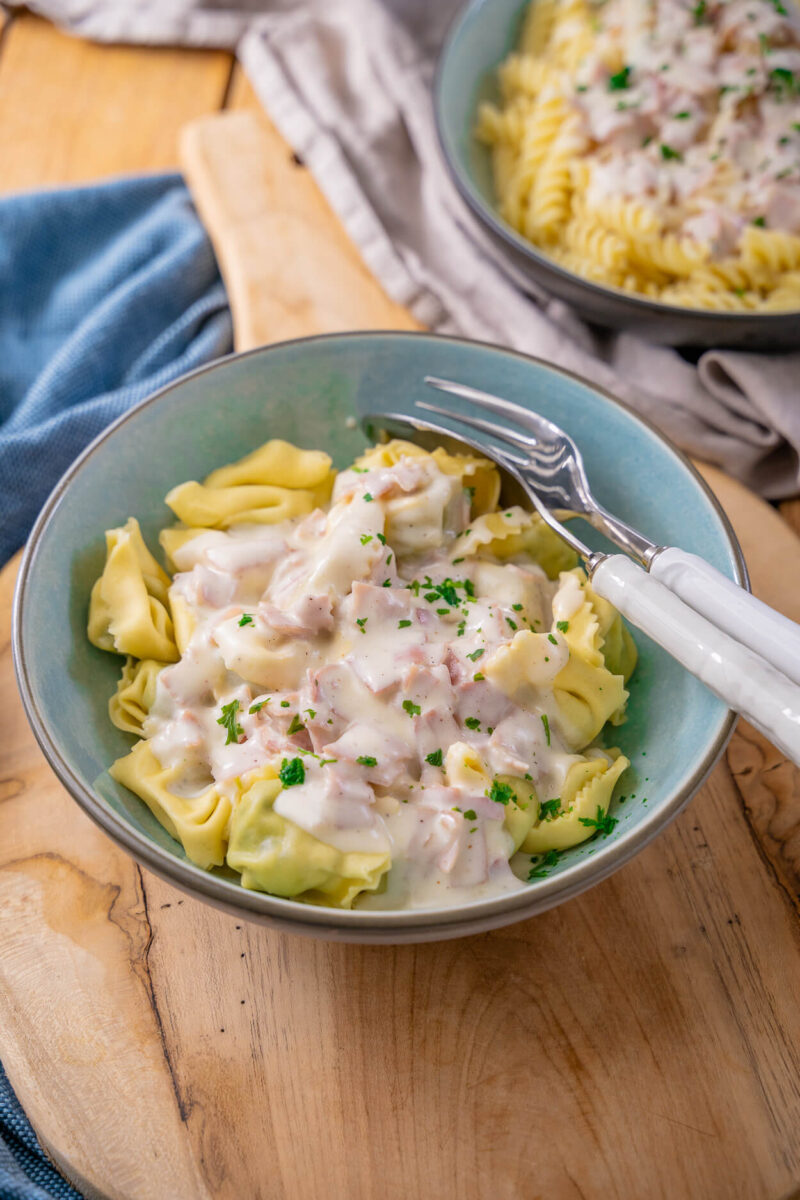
[145,456,587,909]
[574,0,800,249]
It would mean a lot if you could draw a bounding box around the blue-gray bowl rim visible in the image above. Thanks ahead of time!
[12,330,743,932]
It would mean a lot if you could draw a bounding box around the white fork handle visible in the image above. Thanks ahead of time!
[592,555,800,767]
[651,547,800,688]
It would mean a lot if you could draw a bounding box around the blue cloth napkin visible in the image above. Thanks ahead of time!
[0,171,233,564]
[0,172,232,1195]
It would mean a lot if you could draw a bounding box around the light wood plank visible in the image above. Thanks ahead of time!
[0,14,233,193]
[180,95,420,350]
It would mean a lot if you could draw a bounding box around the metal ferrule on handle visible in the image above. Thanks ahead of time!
[590,555,800,768]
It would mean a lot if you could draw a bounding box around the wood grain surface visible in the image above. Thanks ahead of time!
[1,15,800,1200]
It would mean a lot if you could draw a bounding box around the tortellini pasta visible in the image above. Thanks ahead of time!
[88,517,178,662]
[90,434,640,909]
[109,740,232,870]
[227,769,390,907]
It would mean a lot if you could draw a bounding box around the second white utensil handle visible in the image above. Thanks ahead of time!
[592,555,800,767]
[651,547,800,687]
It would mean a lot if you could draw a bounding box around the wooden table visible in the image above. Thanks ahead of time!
[2,14,800,1200]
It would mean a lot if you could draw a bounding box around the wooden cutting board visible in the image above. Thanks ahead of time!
[2,107,800,1200]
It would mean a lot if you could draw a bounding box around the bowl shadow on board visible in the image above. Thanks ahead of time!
[434,0,800,351]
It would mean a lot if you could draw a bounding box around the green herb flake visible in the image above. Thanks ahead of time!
[467,648,484,662]
[363,492,374,502]
[360,534,373,545]
[287,713,306,736]
[464,717,481,731]
[398,619,412,628]
[305,708,316,719]
[402,700,421,718]
[425,749,443,767]
[608,65,631,90]
[692,0,706,22]
[487,779,515,806]
[539,798,562,821]
[578,805,618,837]
[279,757,305,788]
[506,617,518,631]
[473,672,485,682]
[457,620,466,637]
[556,620,570,633]
[660,143,682,161]
[217,699,244,746]
[528,848,561,879]
[512,603,523,611]
[376,532,387,544]
[382,580,391,588]
[547,633,558,645]
[463,808,478,821]
[752,215,766,226]
[280,700,291,708]
[238,614,254,627]
[357,755,378,767]
[642,134,653,147]
[356,617,368,634]
[674,110,691,119]
[541,714,551,746]
[249,700,267,714]
[436,607,449,616]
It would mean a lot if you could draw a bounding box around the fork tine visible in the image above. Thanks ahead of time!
[416,399,538,457]
[424,376,563,443]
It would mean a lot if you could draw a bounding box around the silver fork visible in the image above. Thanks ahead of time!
[421,375,800,689]
[362,386,800,766]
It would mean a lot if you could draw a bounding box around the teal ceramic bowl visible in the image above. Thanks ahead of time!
[13,333,742,942]
[435,0,800,350]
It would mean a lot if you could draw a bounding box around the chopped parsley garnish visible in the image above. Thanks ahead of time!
[280,700,291,708]
[279,757,305,788]
[752,215,766,227]
[436,607,449,616]
[528,848,561,879]
[238,614,254,627]
[576,83,588,92]
[578,806,618,837]
[351,466,368,474]
[506,617,518,631]
[674,110,691,119]
[770,0,787,13]
[217,700,243,745]
[692,0,706,22]
[556,620,569,633]
[512,603,523,612]
[642,134,653,147]
[457,621,466,637]
[425,749,443,767]
[452,557,465,565]
[463,808,477,821]
[382,580,391,588]
[287,713,306,735]
[376,532,386,544]
[305,708,316,718]
[398,619,412,628]
[547,633,558,645]
[660,144,682,161]
[541,714,551,746]
[249,700,267,714]
[360,534,373,545]
[487,779,515,806]
[467,648,484,662]
[357,755,378,767]
[465,716,481,730]
[356,617,368,634]
[386,553,393,565]
[770,67,798,97]
[402,700,421,717]
[473,673,485,682]
[363,492,374,502]
[539,798,562,821]
[608,65,631,90]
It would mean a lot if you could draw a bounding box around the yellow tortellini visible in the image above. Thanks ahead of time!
[109,740,232,870]
[108,657,166,735]
[227,769,390,908]
[164,438,334,529]
[520,753,629,854]
[355,438,501,516]
[551,568,637,749]
[454,508,578,578]
[88,517,178,662]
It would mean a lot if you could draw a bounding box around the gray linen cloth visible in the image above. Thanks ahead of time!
[25,0,800,497]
